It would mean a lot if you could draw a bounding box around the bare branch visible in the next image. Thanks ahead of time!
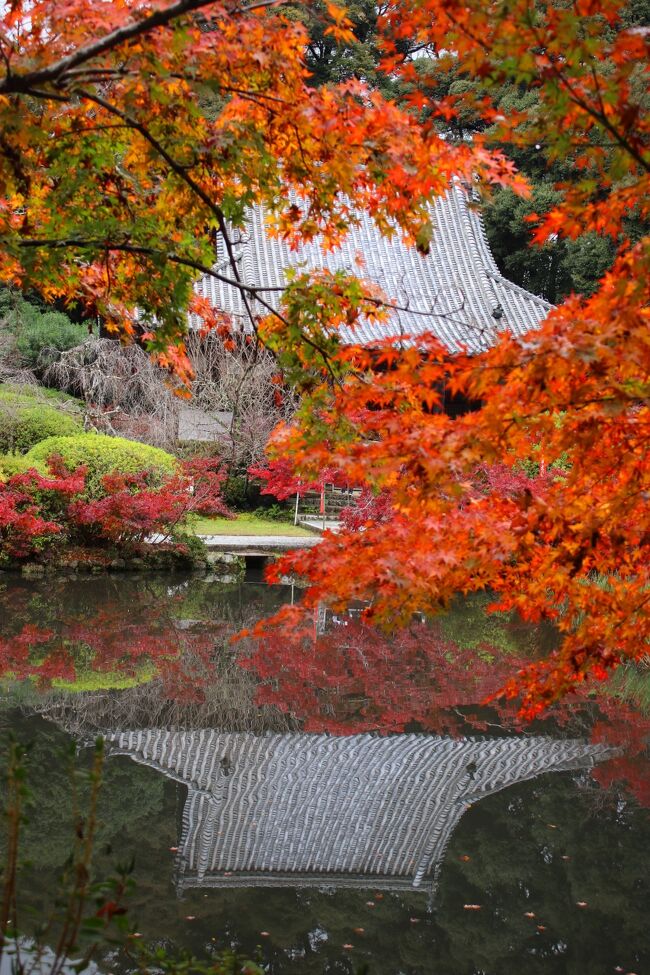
[45,338,179,447]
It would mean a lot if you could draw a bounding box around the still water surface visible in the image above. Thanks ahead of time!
[0,573,648,975]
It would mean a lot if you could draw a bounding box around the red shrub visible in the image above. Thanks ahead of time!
[0,454,231,559]
[0,466,87,558]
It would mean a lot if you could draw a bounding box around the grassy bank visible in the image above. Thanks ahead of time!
[189,513,314,537]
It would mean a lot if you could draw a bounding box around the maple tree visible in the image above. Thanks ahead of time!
[255,0,648,715]
[0,0,648,712]
[0,0,522,381]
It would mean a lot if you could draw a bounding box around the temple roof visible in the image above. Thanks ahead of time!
[193,185,553,353]
[108,730,612,893]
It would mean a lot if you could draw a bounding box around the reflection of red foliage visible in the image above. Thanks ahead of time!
[0,607,223,696]
[588,701,650,808]
[240,606,650,806]
[240,608,534,735]
[0,625,73,682]
[3,586,648,808]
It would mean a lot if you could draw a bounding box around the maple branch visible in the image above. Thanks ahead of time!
[441,8,649,174]
[22,87,71,103]
[550,74,649,174]
[73,88,211,199]
[0,0,289,95]
[522,18,650,175]
[71,86,268,339]
[231,0,286,9]
[0,0,218,94]
[10,235,268,294]
[9,234,338,377]
[199,82,289,105]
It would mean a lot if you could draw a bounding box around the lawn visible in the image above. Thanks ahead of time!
[189,513,314,537]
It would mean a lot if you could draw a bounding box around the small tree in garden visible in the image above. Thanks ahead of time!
[69,456,232,547]
[248,458,348,502]
[0,466,85,559]
[185,332,296,472]
[46,338,180,448]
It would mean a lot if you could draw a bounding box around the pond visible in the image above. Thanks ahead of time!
[0,572,648,975]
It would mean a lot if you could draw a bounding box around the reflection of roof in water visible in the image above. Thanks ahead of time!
[108,731,614,893]
[192,185,553,353]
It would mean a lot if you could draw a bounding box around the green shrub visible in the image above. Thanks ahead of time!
[251,503,293,522]
[222,474,261,510]
[0,453,36,479]
[25,433,178,495]
[0,288,88,369]
[0,384,83,453]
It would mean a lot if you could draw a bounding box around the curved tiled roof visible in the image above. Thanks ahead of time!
[193,185,553,353]
[108,730,612,893]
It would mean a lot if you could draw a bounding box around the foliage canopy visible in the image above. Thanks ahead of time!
[0,0,648,710]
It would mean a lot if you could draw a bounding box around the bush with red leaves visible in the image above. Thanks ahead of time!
[0,455,231,560]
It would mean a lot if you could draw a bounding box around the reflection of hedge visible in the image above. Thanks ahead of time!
[52,661,156,692]
[0,385,82,453]
[25,433,178,495]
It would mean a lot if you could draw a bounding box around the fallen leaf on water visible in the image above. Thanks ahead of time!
[459,855,471,862]
[463,904,482,910]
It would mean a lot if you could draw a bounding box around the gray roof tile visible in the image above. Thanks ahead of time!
[109,730,612,892]
[194,184,553,353]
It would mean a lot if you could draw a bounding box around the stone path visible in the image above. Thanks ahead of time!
[197,534,321,552]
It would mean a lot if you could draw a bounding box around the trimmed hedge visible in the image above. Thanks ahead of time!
[0,454,36,478]
[0,384,83,454]
[25,432,178,495]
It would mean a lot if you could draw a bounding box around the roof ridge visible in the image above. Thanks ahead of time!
[484,268,555,309]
